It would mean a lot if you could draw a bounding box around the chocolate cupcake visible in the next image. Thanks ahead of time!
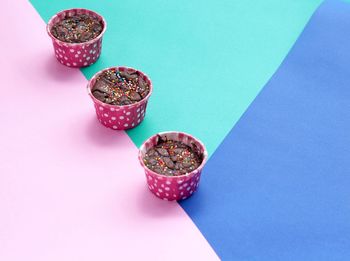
[143,137,203,176]
[139,132,208,201]
[87,66,152,130]
[47,9,107,67]
[50,13,103,43]
[91,68,150,106]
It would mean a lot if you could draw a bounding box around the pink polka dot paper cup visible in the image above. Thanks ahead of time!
[138,132,208,201]
[47,8,107,67]
[87,66,153,130]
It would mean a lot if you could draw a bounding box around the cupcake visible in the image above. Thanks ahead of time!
[87,66,153,130]
[47,8,107,67]
[139,132,208,201]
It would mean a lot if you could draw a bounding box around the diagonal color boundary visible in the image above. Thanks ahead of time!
[0,0,218,260]
[29,0,322,155]
[180,0,350,260]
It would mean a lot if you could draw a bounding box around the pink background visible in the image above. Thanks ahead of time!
[0,0,218,260]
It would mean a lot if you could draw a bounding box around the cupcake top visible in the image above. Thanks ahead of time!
[143,137,203,176]
[92,68,150,106]
[51,13,103,43]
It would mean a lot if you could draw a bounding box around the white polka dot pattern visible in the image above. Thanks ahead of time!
[93,101,148,130]
[47,8,106,68]
[143,164,202,201]
[87,66,153,130]
[52,39,103,67]
[138,131,208,201]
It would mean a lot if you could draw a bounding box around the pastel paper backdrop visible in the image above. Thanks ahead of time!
[2,0,349,260]
[181,0,350,259]
[30,0,322,155]
[0,0,218,260]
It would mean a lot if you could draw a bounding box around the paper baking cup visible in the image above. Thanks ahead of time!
[87,66,153,130]
[47,8,107,68]
[139,131,208,201]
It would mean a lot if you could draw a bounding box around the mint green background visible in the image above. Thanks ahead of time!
[30,0,322,155]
